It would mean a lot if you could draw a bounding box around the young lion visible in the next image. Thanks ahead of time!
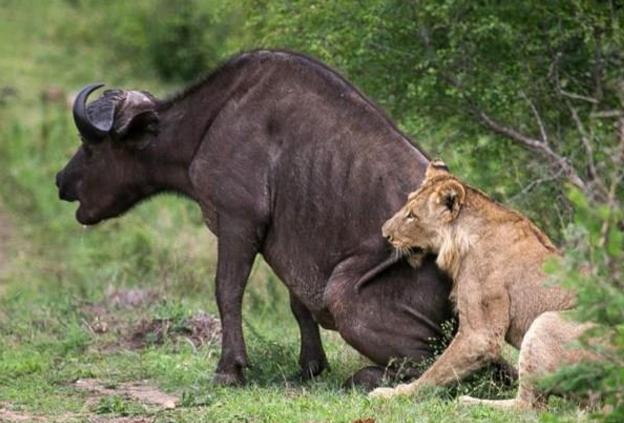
[369,161,596,409]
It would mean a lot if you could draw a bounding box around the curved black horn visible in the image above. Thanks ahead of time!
[72,83,110,141]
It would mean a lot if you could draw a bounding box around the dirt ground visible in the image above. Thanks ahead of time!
[0,217,189,422]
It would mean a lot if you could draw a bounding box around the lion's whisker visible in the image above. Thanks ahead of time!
[393,248,401,260]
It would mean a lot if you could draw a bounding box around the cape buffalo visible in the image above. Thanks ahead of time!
[56,50,455,388]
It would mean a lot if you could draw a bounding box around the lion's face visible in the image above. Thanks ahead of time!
[382,161,465,255]
[382,187,441,253]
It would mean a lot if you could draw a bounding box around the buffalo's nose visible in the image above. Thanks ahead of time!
[56,172,77,202]
[58,186,76,201]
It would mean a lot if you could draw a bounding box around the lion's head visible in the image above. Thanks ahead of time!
[382,160,466,256]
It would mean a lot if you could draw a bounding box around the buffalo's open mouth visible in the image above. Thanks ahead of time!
[75,204,100,226]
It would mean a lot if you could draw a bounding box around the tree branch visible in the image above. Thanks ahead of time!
[509,168,565,203]
[559,89,599,104]
[566,99,607,197]
[520,90,549,144]
[599,116,624,247]
[590,110,623,119]
[473,108,588,193]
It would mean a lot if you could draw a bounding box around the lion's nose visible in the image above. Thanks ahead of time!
[381,222,393,241]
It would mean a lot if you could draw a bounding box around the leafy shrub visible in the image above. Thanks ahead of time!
[59,0,243,82]
[542,188,623,421]
[142,0,241,82]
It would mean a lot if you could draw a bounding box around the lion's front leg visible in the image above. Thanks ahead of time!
[369,329,503,399]
[369,278,511,400]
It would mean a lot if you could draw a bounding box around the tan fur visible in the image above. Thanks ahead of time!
[371,162,594,409]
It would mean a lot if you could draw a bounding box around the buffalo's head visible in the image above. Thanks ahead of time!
[56,84,160,225]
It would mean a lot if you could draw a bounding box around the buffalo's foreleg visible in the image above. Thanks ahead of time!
[289,293,329,380]
[213,218,259,386]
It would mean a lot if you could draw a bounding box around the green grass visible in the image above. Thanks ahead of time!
[0,1,589,421]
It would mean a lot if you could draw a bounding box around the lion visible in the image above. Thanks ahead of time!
[369,160,597,409]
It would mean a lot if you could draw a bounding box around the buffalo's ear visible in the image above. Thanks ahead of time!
[113,91,159,141]
[425,159,450,181]
[431,179,465,222]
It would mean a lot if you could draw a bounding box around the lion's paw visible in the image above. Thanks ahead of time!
[369,383,415,399]
[368,387,399,400]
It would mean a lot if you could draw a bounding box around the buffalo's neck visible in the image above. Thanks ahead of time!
[136,123,195,199]
[145,67,251,200]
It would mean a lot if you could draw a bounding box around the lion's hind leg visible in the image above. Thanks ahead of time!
[461,311,592,410]
[459,373,540,410]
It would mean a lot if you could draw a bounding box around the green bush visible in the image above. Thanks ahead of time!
[59,0,243,83]
[542,188,623,421]
[142,0,241,82]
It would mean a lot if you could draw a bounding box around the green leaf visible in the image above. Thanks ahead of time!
[607,227,623,257]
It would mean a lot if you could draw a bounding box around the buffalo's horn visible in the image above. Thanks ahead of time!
[72,83,110,142]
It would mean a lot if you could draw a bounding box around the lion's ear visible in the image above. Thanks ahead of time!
[432,179,465,222]
[425,159,450,181]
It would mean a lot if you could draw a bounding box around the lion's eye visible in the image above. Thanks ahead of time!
[406,210,417,220]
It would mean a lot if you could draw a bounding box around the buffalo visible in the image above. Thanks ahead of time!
[56,50,458,388]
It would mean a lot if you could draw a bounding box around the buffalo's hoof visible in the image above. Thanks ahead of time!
[491,359,518,386]
[342,366,386,392]
[296,358,329,381]
[213,370,245,386]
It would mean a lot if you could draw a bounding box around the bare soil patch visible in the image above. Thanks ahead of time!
[0,376,177,422]
[106,287,160,309]
[0,403,45,422]
[80,288,221,352]
[74,378,179,409]
[0,402,155,423]
[87,416,154,423]
[128,311,221,350]
[86,418,153,423]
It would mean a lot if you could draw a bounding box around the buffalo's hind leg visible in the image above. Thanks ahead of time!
[289,293,329,380]
[213,216,260,386]
[326,256,453,392]
[343,366,388,391]
[342,365,424,391]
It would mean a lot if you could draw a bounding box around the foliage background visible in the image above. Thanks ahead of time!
[0,0,621,421]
